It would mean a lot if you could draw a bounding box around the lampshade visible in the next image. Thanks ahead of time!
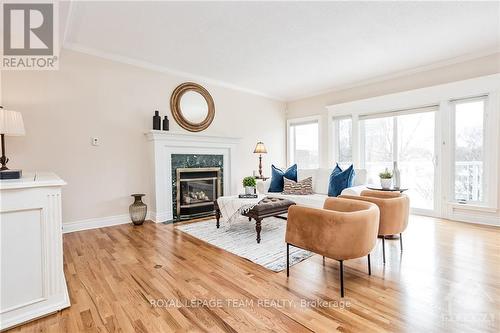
[0,109,25,136]
[253,141,267,154]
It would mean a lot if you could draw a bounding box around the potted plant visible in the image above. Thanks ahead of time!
[379,168,393,189]
[243,176,257,195]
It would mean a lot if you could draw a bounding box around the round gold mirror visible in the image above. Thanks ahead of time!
[170,82,215,132]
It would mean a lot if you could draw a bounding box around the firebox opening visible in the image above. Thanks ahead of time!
[176,167,221,221]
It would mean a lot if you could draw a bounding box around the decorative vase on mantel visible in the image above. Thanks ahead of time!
[162,116,169,131]
[153,110,161,130]
[129,194,147,225]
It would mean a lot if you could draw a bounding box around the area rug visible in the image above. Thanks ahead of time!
[175,216,313,272]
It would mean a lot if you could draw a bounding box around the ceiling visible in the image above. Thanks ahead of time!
[63,1,500,101]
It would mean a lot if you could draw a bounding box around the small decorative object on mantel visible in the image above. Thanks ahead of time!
[0,106,25,180]
[393,161,401,189]
[162,115,169,131]
[129,193,147,225]
[243,176,257,195]
[379,168,393,189]
[153,110,161,130]
[253,141,267,179]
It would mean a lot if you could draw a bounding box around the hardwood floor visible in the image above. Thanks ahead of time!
[7,215,499,332]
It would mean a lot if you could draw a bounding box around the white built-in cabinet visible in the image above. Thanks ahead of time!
[0,172,70,330]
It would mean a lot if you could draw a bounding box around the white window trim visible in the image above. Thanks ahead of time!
[286,115,321,168]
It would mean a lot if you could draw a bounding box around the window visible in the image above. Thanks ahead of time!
[360,106,436,210]
[289,120,319,169]
[336,117,352,167]
[397,112,435,210]
[362,116,394,184]
[327,78,498,223]
[452,97,486,204]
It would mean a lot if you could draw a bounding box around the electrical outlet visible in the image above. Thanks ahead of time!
[91,137,100,146]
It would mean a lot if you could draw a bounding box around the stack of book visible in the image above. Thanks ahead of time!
[238,194,258,199]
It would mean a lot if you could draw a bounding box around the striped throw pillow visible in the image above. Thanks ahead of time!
[283,177,313,195]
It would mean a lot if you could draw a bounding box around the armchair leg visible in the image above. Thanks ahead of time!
[400,233,403,252]
[339,260,344,297]
[367,254,371,275]
[286,243,290,277]
[382,237,386,264]
[323,256,325,264]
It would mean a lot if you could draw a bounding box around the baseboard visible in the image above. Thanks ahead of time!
[0,296,70,331]
[448,213,500,227]
[63,212,157,233]
[150,211,172,223]
[412,209,499,227]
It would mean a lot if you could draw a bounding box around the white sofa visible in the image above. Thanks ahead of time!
[256,168,368,209]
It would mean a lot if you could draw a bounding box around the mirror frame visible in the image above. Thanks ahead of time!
[170,82,215,132]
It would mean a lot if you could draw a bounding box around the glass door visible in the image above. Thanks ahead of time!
[397,112,435,210]
[361,107,437,213]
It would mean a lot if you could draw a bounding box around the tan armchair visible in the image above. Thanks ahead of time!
[285,197,380,297]
[340,190,410,263]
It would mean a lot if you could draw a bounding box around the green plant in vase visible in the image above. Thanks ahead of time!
[379,168,393,189]
[243,176,257,195]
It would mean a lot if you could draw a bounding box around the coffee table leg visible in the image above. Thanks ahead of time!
[215,203,221,229]
[255,218,262,243]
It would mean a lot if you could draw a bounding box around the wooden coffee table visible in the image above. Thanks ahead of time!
[215,197,295,243]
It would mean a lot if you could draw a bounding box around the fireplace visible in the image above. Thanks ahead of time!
[176,167,221,220]
[146,131,238,222]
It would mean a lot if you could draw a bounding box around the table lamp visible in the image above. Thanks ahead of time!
[253,141,267,178]
[0,106,25,179]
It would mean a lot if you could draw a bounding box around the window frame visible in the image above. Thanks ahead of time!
[358,105,438,169]
[286,116,321,169]
[325,76,500,224]
[332,115,353,166]
[449,95,489,206]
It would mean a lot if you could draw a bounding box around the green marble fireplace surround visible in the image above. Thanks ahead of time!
[171,154,224,221]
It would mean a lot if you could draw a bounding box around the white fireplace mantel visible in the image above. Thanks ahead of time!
[145,130,241,222]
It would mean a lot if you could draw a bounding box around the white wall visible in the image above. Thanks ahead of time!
[1,49,286,226]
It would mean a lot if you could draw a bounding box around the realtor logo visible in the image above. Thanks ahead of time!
[2,2,58,69]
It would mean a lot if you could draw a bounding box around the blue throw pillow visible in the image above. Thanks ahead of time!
[332,164,342,177]
[328,164,355,197]
[348,167,356,187]
[334,163,356,186]
[269,164,297,192]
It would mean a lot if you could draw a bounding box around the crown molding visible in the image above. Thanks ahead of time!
[63,34,498,104]
[288,48,500,103]
[62,42,285,102]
